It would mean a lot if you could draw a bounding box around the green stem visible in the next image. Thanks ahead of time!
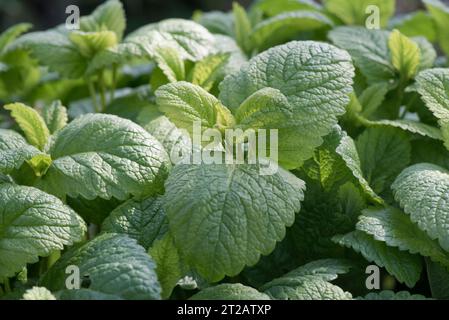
[87,78,100,113]
[110,64,118,102]
[47,251,61,270]
[98,70,107,113]
[3,278,11,293]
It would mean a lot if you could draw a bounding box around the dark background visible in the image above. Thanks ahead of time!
[0,0,448,32]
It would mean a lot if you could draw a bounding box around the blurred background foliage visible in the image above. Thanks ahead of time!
[1,0,448,32]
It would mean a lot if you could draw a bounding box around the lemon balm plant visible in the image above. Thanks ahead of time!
[1,0,449,300]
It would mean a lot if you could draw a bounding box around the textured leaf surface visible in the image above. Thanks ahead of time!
[334,231,422,287]
[22,287,56,300]
[102,195,168,249]
[191,284,270,300]
[0,129,40,174]
[42,101,68,134]
[164,162,305,282]
[41,233,161,300]
[0,184,86,279]
[220,41,354,169]
[36,114,170,200]
[357,207,449,268]
[416,68,449,120]
[392,163,449,251]
[4,103,49,151]
[360,290,429,300]
[388,30,421,80]
[364,119,443,140]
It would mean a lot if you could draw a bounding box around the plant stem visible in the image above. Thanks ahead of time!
[98,70,107,113]
[87,78,100,113]
[110,64,118,102]
[47,251,61,270]
[3,278,11,293]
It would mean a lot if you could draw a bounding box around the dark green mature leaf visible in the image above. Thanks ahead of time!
[102,195,168,249]
[164,162,305,282]
[191,284,271,300]
[357,207,449,268]
[36,114,171,200]
[329,27,395,83]
[392,163,449,252]
[0,129,41,174]
[41,233,161,300]
[426,259,449,299]
[0,184,86,279]
[424,0,449,56]
[333,231,422,288]
[220,41,354,169]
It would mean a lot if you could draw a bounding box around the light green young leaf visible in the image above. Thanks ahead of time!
[355,127,411,194]
[36,114,171,200]
[357,207,449,268]
[102,195,168,249]
[149,233,185,299]
[0,23,32,54]
[389,11,437,43]
[388,29,421,80]
[0,183,86,279]
[41,233,161,300]
[152,46,185,83]
[251,11,333,51]
[360,290,429,300]
[80,0,126,41]
[424,0,449,56]
[22,287,56,300]
[254,0,322,17]
[190,284,271,300]
[188,53,230,91]
[156,81,235,135]
[392,163,449,252]
[233,2,253,54]
[42,101,68,134]
[127,19,215,62]
[220,41,354,169]
[4,103,50,151]
[69,30,118,59]
[324,0,395,27]
[0,129,41,174]
[11,30,87,78]
[164,162,305,282]
[333,231,422,288]
[329,27,395,84]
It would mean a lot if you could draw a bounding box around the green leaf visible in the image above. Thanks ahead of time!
[335,132,383,203]
[127,19,215,62]
[156,81,235,136]
[11,30,87,78]
[102,195,168,249]
[333,231,422,288]
[389,11,437,43]
[193,11,234,37]
[251,11,333,51]
[232,2,253,54]
[80,0,126,41]
[42,101,68,134]
[0,129,41,174]
[69,31,118,59]
[388,30,421,80]
[149,233,185,299]
[190,284,271,300]
[414,36,437,71]
[416,68,449,120]
[0,23,32,54]
[355,127,411,195]
[411,139,449,170]
[359,83,390,119]
[324,0,395,27]
[36,114,171,200]
[329,27,395,84]
[424,0,449,56]
[164,162,305,282]
[26,154,52,177]
[363,119,443,141]
[357,207,449,269]
[4,103,50,151]
[152,46,185,83]
[260,259,352,300]
[254,0,322,17]
[40,233,161,300]
[426,259,449,299]
[188,53,230,91]
[0,183,86,279]
[22,287,56,300]
[392,163,449,252]
[220,41,354,169]
[360,290,429,300]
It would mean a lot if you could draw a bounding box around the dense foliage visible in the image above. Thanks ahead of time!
[1,0,449,300]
